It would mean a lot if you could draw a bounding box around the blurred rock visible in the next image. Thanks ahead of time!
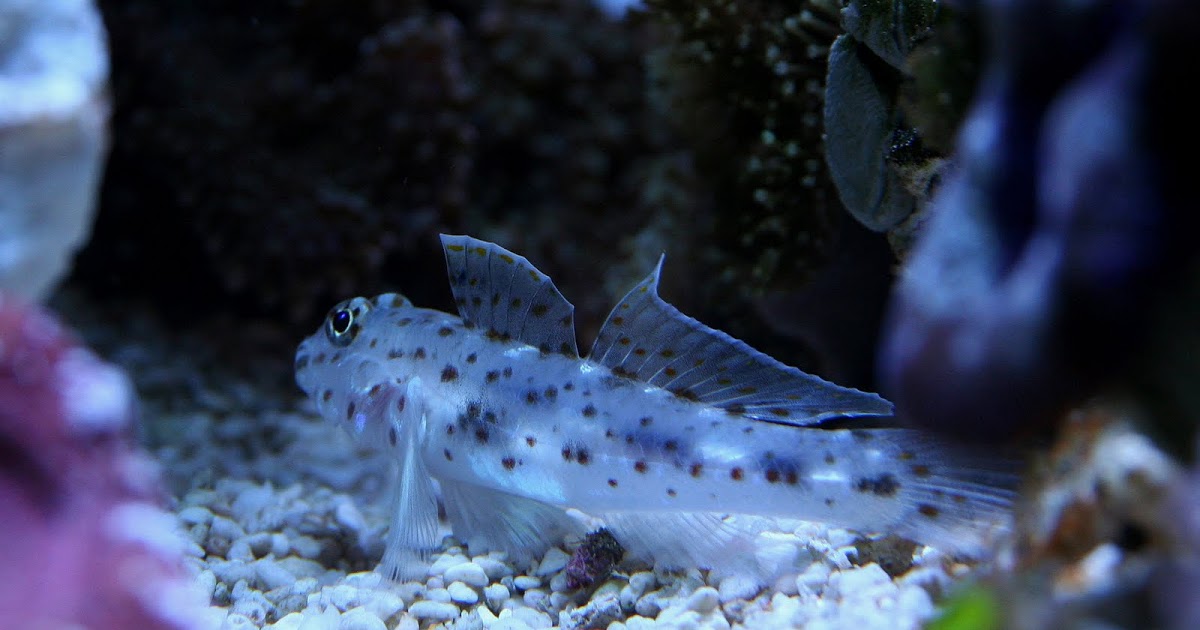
[0,294,206,629]
[0,0,109,301]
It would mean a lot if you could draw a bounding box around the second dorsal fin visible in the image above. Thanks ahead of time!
[588,257,892,425]
[441,234,579,357]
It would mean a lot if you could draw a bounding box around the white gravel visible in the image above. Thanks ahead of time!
[53,291,998,629]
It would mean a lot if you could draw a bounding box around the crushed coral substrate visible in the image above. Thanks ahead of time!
[55,290,984,630]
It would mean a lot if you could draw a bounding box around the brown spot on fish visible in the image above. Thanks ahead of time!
[634,461,648,474]
[576,449,591,465]
[605,429,615,439]
[671,388,699,401]
[852,430,874,442]
[526,436,537,447]
[786,470,799,485]
[502,457,516,471]
[666,488,677,497]
[664,440,678,452]
[438,326,454,337]
[918,504,940,518]
[368,383,384,397]
[769,407,790,417]
[855,474,901,497]
[898,451,916,461]
[531,304,549,317]
[664,367,678,377]
[562,446,573,462]
[465,402,481,420]
[724,403,746,414]
[346,402,356,421]
[825,498,835,507]
[608,479,618,488]
[387,349,405,359]
[397,318,413,327]
[563,381,574,391]
[486,370,500,383]
[690,463,703,478]
[611,316,624,326]
[911,464,932,478]
[295,355,310,369]
[441,365,459,382]
[397,395,406,412]
[730,467,744,481]
[388,427,397,446]
[322,390,333,402]
[414,347,426,359]
[824,453,836,465]
[559,342,573,355]
[543,386,558,401]
[444,449,454,461]
[737,386,757,394]
[466,353,478,364]
[633,348,647,356]
[582,404,597,418]
[765,469,781,483]
[446,424,455,435]
[660,349,675,358]
[525,390,540,404]
[503,367,513,378]
[471,296,483,307]
[510,297,523,308]
[617,337,632,346]
[474,428,489,444]
[639,416,653,427]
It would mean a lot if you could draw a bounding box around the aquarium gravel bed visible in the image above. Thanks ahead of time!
[56,292,978,630]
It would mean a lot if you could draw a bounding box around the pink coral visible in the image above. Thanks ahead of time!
[0,294,202,628]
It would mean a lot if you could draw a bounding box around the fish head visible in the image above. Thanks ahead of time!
[295,293,414,437]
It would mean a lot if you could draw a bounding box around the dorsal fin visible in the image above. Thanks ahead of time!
[588,257,892,425]
[441,234,579,357]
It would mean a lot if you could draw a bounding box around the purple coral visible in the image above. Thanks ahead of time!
[566,528,625,590]
[0,295,203,628]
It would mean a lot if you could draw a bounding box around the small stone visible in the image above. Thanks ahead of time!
[549,591,571,611]
[334,500,367,534]
[523,588,548,608]
[549,572,570,593]
[685,587,721,614]
[828,563,895,600]
[211,516,247,541]
[474,555,513,580]
[179,505,214,526]
[428,553,468,576]
[339,607,386,630]
[327,584,361,611]
[222,613,257,630]
[210,559,256,586]
[536,548,570,576]
[444,561,490,587]
[513,575,542,591]
[795,561,832,593]
[255,558,296,591]
[298,605,342,630]
[291,535,323,559]
[408,601,460,622]
[448,581,479,605]
[363,592,405,622]
[425,587,452,603]
[717,575,761,603]
[268,612,305,630]
[484,583,510,611]
[509,607,554,629]
[343,571,382,589]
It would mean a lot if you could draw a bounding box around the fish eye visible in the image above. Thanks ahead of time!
[326,308,356,346]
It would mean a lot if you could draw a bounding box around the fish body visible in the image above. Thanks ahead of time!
[295,235,1014,578]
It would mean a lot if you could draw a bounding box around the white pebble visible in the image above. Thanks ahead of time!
[829,563,897,602]
[277,557,326,580]
[523,588,548,608]
[548,591,571,611]
[428,553,468,576]
[334,501,366,534]
[448,581,480,605]
[512,576,542,591]
[717,574,761,603]
[222,613,257,630]
[548,572,570,593]
[795,561,832,593]
[685,587,721,614]
[535,548,570,576]
[445,562,490,587]
[298,606,341,630]
[342,571,383,589]
[327,584,361,611]
[211,516,247,541]
[363,592,405,622]
[509,607,554,629]
[425,587,452,603]
[484,583,510,611]
[339,607,386,630]
[474,555,513,580]
[408,601,460,622]
[628,572,655,598]
[267,612,305,630]
[290,535,323,559]
[210,559,256,586]
[178,505,214,526]
[255,558,296,591]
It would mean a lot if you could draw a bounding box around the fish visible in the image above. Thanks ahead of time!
[294,234,1016,580]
